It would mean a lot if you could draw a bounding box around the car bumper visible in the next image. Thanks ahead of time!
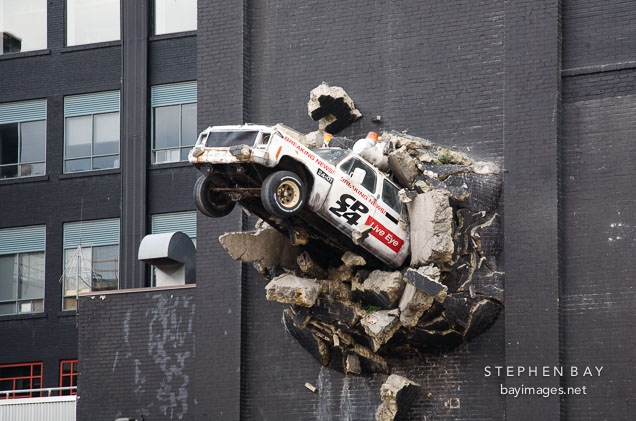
[188,145,269,166]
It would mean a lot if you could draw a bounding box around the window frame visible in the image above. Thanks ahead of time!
[0,362,43,399]
[59,359,77,396]
[0,0,48,55]
[152,0,197,36]
[0,120,47,179]
[0,251,46,316]
[63,111,120,173]
[151,102,197,164]
[65,0,121,47]
[62,244,119,311]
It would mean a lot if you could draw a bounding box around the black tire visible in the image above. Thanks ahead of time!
[193,175,235,218]
[261,170,306,218]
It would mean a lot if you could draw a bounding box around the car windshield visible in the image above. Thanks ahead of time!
[314,148,349,165]
[207,131,260,147]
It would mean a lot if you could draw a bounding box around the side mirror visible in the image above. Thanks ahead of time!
[351,168,366,185]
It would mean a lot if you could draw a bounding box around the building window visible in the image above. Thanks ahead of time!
[0,225,46,316]
[66,0,120,46]
[151,82,197,164]
[62,218,119,311]
[59,360,77,395]
[1,0,47,55]
[150,211,196,286]
[0,99,47,179]
[64,91,120,173]
[154,0,196,35]
[0,362,42,398]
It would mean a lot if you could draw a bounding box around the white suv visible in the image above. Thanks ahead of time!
[189,124,410,267]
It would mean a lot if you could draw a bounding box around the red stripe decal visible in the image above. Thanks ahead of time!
[365,216,404,253]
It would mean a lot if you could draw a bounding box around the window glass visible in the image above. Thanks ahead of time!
[0,254,17,302]
[154,0,196,35]
[181,103,197,147]
[0,362,43,398]
[382,179,402,214]
[0,252,44,315]
[0,0,47,54]
[65,115,92,158]
[93,112,119,155]
[66,0,120,46]
[0,123,19,165]
[20,120,46,163]
[18,252,44,300]
[341,158,376,193]
[92,245,118,291]
[64,110,120,173]
[154,105,180,149]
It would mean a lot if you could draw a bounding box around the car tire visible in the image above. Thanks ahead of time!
[261,170,306,218]
[193,175,235,218]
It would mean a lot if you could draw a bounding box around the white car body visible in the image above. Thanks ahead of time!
[189,124,410,267]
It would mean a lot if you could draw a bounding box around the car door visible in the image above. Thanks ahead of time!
[319,156,379,239]
[374,177,409,265]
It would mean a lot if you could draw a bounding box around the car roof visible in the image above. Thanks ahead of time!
[209,124,275,133]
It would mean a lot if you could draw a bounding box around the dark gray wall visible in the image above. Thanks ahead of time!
[77,287,196,421]
[194,0,636,420]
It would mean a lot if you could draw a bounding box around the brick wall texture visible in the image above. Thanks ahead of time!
[77,287,196,421]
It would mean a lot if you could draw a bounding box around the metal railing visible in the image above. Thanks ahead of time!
[0,386,77,399]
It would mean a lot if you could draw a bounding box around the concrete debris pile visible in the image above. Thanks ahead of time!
[219,128,503,375]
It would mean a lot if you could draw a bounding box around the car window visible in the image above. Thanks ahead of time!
[207,131,259,146]
[315,148,349,165]
[382,179,402,214]
[340,158,376,193]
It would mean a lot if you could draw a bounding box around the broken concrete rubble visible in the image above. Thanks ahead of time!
[398,267,448,328]
[341,251,366,268]
[388,147,420,188]
[307,82,362,133]
[375,374,420,421]
[353,270,405,309]
[219,223,300,270]
[360,309,401,352]
[407,189,454,266]
[265,274,321,307]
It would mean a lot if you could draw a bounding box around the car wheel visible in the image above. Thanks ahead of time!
[193,175,235,218]
[261,170,306,218]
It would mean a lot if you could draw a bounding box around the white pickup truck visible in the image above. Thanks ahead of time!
[189,124,410,268]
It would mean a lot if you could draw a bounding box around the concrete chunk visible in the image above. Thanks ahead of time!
[375,374,421,421]
[307,82,362,133]
[407,190,454,265]
[361,309,401,352]
[388,147,420,188]
[341,251,366,268]
[399,267,448,328]
[219,224,300,270]
[265,274,321,307]
[353,270,405,309]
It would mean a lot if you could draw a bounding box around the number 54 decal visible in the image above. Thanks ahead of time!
[328,194,369,226]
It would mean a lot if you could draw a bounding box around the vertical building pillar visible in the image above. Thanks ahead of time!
[120,0,149,289]
[194,0,247,419]
[504,0,562,419]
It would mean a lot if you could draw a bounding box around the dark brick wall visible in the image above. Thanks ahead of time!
[562,0,636,70]
[244,0,504,163]
[77,286,196,421]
